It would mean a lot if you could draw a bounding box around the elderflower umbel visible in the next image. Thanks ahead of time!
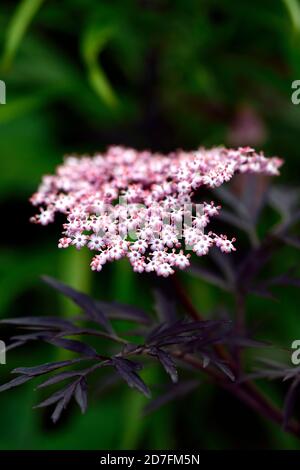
[30,146,282,277]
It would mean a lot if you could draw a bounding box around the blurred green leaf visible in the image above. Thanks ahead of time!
[1,0,45,70]
[283,0,300,33]
[81,25,118,108]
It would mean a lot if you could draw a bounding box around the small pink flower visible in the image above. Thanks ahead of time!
[215,235,236,253]
[58,237,72,249]
[157,263,174,277]
[71,233,87,250]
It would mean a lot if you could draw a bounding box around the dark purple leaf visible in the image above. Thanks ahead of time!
[37,370,83,389]
[54,327,125,344]
[51,399,65,424]
[34,387,68,409]
[214,361,235,381]
[0,316,75,330]
[12,358,86,376]
[114,357,142,372]
[151,348,178,383]
[46,338,98,357]
[147,319,230,345]
[202,355,210,368]
[0,375,33,392]
[243,358,300,382]
[6,341,26,351]
[181,324,232,354]
[63,381,77,407]
[34,381,77,409]
[75,378,88,414]
[42,276,113,333]
[153,336,200,347]
[112,357,150,398]
[10,331,55,342]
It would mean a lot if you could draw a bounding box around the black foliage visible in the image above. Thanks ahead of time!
[149,348,178,383]
[112,357,151,398]
[0,285,234,421]
[37,370,84,389]
[1,177,300,425]
[42,276,113,333]
[12,358,87,376]
[75,378,88,414]
[0,317,75,329]
[46,338,99,358]
[51,399,65,424]
[0,375,33,392]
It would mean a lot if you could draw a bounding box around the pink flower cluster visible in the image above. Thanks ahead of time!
[30,146,282,277]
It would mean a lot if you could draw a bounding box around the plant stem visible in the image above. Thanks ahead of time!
[172,273,200,320]
[234,290,246,375]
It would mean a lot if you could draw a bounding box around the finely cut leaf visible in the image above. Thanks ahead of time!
[75,378,88,414]
[0,316,75,329]
[37,371,83,389]
[214,361,235,381]
[47,338,98,358]
[112,357,151,398]
[51,399,65,424]
[151,348,178,383]
[42,276,113,333]
[0,374,32,392]
[12,358,86,376]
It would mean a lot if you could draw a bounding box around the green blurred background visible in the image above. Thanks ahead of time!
[1,0,300,450]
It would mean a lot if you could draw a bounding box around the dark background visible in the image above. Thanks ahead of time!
[1,0,300,449]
